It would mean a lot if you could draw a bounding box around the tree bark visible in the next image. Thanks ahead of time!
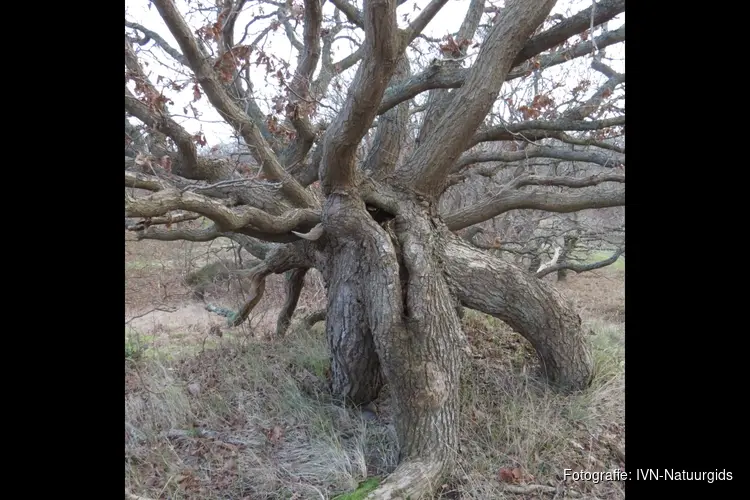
[442,234,593,391]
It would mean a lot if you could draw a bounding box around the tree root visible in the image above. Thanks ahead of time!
[363,460,445,500]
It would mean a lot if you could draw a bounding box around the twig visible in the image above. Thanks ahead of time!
[125,306,178,325]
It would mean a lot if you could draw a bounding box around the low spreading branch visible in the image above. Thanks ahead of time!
[125,171,167,191]
[125,189,320,236]
[536,247,623,278]
[126,212,201,231]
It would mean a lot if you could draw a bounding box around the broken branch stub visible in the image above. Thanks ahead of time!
[292,222,325,241]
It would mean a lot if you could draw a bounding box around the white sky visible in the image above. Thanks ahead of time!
[126,0,624,146]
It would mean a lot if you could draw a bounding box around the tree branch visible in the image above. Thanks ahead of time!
[125,42,204,179]
[151,0,317,208]
[445,180,625,230]
[377,23,624,116]
[276,268,308,336]
[125,189,320,237]
[415,0,484,147]
[279,0,322,168]
[362,56,411,178]
[125,20,188,65]
[536,247,623,278]
[563,68,624,121]
[468,116,624,148]
[454,145,624,171]
[329,0,363,27]
[396,0,558,196]
[402,0,451,45]
[319,0,400,193]
[513,0,624,65]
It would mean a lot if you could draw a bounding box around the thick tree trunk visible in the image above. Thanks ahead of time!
[320,238,384,405]
[316,191,593,498]
[318,195,462,499]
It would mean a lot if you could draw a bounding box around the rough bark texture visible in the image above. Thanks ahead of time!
[442,235,593,391]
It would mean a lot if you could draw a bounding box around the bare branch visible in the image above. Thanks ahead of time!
[513,0,624,66]
[469,117,624,148]
[276,268,309,336]
[507,24,624,80]
[320,0,400,193]
[126,211,202,232]
[403,0,451,45]
[563,69,624,121]
[362,56,411,178]
[329,0,363,27]
[125,158,291,213]
[126,20,188,65]
[454,146,624,171]
[125,188,320,237]
[396,0,558,196]
[229,242,315,325]
[378,23,624,116]
[280,0,323,168]
[512,172,625,188]
[536,247,623,278]
[133,224,225,242]
[151,0,317,208]
[445,180,625,230]
[125,171,166,191]
[415,0,484,147]
[125,42,204,179]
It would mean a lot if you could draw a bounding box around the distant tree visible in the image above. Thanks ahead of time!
[125,0,625,496]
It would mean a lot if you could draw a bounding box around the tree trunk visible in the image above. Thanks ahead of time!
[317,195,462,498]
[313,192,593,498]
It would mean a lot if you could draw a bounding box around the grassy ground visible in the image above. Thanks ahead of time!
[125,235,625,499]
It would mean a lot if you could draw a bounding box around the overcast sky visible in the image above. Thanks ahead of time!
[126,0,624,146]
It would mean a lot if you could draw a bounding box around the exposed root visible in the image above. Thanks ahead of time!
[364,460,445,500]
[303,309,326,327]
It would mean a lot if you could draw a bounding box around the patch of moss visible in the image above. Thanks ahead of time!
[333,478,381,500]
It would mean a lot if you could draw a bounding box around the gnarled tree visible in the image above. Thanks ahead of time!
[125,0,625,497]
